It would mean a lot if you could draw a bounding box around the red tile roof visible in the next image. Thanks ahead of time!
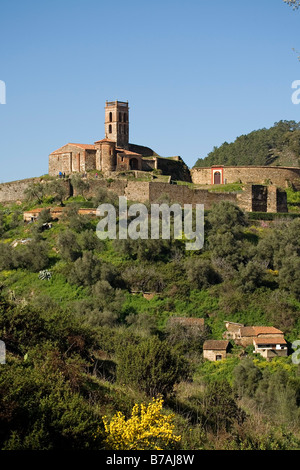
[203,340,229,350]
[94,138,116,144]
[50,143,96,154]
[241,326,283,337]
[68,143,96,150]
[254,337,287,345]
[116,148,142,156]
[253,326,283,336]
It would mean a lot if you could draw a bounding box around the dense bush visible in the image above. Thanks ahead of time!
[116,336,190,397]
[194,120,300,167]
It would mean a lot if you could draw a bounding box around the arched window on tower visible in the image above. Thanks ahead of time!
[124,113,127,122]
[109,124,112,134]
[109,112,112,122]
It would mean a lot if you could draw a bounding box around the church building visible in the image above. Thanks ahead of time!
[49,101,150,176]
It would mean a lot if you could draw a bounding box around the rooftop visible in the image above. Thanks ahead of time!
[203,340,229,351]
[50,143,96,154]
[240,326,284,337]
[254,337,287,345]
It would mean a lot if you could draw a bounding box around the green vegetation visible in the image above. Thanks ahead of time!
[1,189,300,450]
[195,120,300,168]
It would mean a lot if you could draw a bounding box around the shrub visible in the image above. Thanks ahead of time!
[184,258,221,290]
[67,252,102,287]
[57,230,82,262]
[116,336,189,397]
[102,398,181,450]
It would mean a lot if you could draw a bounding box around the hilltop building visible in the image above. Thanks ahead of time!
[48,100,190,181]
[0,98,298,214]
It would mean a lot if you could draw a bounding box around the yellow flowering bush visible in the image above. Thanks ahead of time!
[102,397,181,450]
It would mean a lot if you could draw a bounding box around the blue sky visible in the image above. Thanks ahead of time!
[0,0,300,183]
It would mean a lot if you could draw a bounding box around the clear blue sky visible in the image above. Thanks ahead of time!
[0,0,300,183]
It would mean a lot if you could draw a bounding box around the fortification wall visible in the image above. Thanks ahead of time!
[189,168,211,185]
[148,182,238,209]
[75,179,150,203]
[0,176,288,213]
[0,177,42,203]
[73,179,128,200]
[191,165,300,189]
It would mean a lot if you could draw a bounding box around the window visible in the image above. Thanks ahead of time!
[109,124,112,134]
[216,354,222,361]
[109,112,112,122]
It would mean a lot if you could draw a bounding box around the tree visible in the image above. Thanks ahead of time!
[24,182,45,204]
[102,398,181,450]
[70,174,90,199]
[0,243,15,270]
[57,230,81,262]
[67,251,102,287]
[184,258,221,290]
[233,358,263,399]
[235,260,266,292]
[79,229,104,252]
[254,369,300,427]
[278,256,300,299]
[46,180,69,205]
[206,201,248,234]
[14,240,50,272]
[202,381,245,435]
[116,336,189,397]
[64,204,88,232]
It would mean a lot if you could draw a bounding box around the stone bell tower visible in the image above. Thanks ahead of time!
[104,100,129,149]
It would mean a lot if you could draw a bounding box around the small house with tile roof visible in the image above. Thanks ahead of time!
[253,336,288,360]
[239,326,285,348]
[203,340,230,362]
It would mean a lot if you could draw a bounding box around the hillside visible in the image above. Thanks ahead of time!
[194,120,300,168]
[1,188,300,450]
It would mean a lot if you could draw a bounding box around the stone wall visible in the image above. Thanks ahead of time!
[0,177,41,203]
[49,144,98,176]
[0,176,288,213]
[190,167,211,185]
[203,349,227,361]
[148,182,239,209]
[191,165,300,189]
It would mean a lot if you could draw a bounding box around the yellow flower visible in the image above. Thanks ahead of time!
[101,397,181,450]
